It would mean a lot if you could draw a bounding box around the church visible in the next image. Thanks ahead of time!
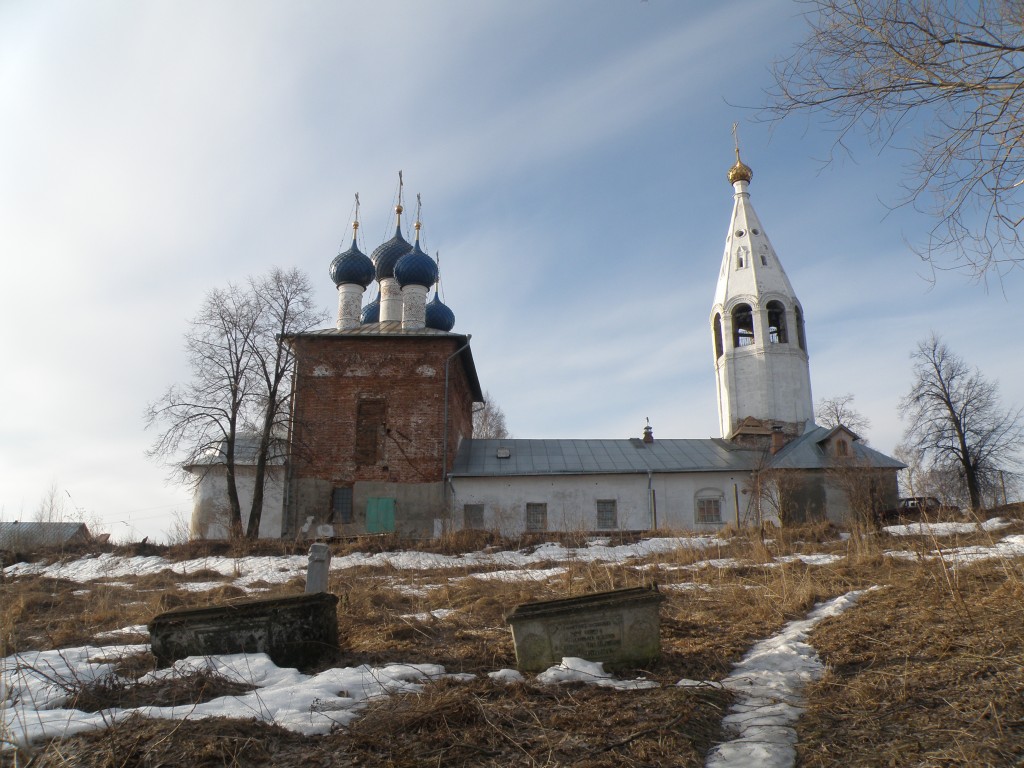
[188,154,902,539]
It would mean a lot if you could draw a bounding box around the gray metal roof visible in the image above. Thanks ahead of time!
[294,322,459,338]
[769,426,907,470]
[451,430,905,478]
[450,438,760,477]
[0,522,91,550]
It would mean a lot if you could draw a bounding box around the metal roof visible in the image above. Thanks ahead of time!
[769,426,907,470]
[450,438,759,477]
[0,522,91,551]
[451,431,905,478]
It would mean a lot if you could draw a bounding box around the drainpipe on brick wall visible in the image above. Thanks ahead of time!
[441,335,473,492]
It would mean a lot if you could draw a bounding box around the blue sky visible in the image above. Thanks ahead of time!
[2,1,1020,541]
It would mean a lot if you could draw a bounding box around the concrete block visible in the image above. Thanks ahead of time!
[149,592,339,670]
[506,586,665,672]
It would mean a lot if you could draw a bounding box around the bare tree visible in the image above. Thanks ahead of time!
[767,1,1024,278]
[146,267,325,538]
[816,393,871,438]
[473,392,510,439]
[34,482,70,523]
[244,269,325,537]
[900,333,1022,510]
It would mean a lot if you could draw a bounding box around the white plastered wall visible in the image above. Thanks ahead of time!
[449,472,748,535]
[190,465,286,539]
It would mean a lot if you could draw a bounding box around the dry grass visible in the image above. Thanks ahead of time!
[797,559,1024,767]
[4,518,1024,766]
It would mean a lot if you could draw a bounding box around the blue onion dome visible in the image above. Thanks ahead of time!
[329,223,375,288]
[425,291,455,331]
[360,293,380,324]
[370,205,413,280]
[394,229,439,288]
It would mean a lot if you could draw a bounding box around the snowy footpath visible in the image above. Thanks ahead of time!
[701,589,875,768]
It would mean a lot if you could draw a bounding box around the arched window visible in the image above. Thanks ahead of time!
[767,300,788,344]
[732,304,754,348]
[795,305,807,351]
[713,314,724,359]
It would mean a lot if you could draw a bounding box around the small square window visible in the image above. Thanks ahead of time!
[596,499,617,530]
[464,504,484,530]
[526,503,547,532]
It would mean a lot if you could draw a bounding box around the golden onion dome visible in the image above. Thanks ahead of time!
[727,150,753,184]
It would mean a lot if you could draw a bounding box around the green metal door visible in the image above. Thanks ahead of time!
[366,497,396,533]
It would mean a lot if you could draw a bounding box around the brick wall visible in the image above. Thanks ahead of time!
[285,333,476,531]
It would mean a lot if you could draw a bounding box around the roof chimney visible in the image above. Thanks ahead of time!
[770,425,786,454]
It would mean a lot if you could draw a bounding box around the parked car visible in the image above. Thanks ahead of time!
[898,497,942,516]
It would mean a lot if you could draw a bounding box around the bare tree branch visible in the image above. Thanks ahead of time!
[766,0,1024,279]
[816,393,872,439]
[473,392,511,440]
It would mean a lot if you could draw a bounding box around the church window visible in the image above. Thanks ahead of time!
[464,504,484,530]
[355,398,386,465]
[836,439,849,457]
[767,301,788,344]
[695,491,724,524]
[713,314,724,358]
[735,246,749,269]
[795,305,807,351]
[732,304,755,347]
[331,486,353,524]
[526,503,547,532]
[596,499,617,529]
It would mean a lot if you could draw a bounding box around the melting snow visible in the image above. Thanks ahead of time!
[703,588,876,768]
[536,657,659,690]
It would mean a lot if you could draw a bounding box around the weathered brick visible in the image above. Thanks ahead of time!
[285,333,477,534]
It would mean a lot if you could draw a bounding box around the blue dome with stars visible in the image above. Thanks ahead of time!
[425,292,455,332]
[329,237,375,288]
[394,239,439,288]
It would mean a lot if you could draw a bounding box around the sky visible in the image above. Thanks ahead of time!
[2,1,1021,542]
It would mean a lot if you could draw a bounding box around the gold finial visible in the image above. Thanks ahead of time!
[727,122,753,184]
[414,193,422,238]
[352,192,360,235]
[395,171,404,221]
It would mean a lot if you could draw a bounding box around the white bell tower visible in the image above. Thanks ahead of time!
[710,150,814,440]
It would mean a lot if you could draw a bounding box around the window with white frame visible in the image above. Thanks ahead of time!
[596,499,617,529]
[526,503,547,532]
[463,504,484,530]
[695,491,724,524]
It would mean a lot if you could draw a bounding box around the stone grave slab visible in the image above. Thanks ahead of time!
[506,585,665,672]
[149,592,339,670]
